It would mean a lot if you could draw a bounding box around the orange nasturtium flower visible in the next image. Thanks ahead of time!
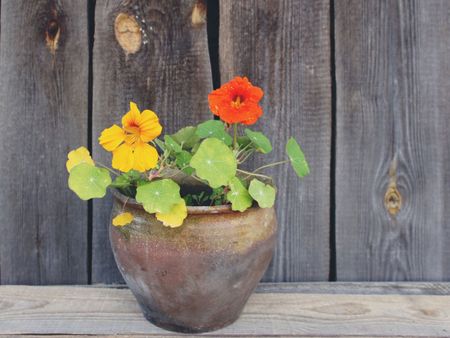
[99,102,162,172]
[208,76,264,125]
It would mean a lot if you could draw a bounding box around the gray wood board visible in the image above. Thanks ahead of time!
[219,0,332,281]
[335,0,450,280]
[92,0,213,283]
[0,1,89,283]
[0,285,449,336]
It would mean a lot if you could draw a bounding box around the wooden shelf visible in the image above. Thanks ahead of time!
[0,283,449,337]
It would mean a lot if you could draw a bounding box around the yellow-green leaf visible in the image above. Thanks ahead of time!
[68,163,111,200]
[226,177,253,212]
[66,146,94,173]
[135,179,182,214]
[156,200,187,228]
[286,137,310,178]
[190,138,237,188]
[112,212,134,227]
[248,179,276,208]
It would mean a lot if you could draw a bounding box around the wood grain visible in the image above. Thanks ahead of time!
[219,0,331,281]
[0,285,449,336]
[92,0,213,283]
[0,1,89,283]
[335,1,450,280]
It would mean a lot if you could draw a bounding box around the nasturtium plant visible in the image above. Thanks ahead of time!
[66,146,95,172]
[67,77,310,228]
[286,137,310,178]
[244,129,272,154]
[171,126,200,149]
[68,163,111,200]
[190,138,237,188]
[175,151,194,175]
[196,120,233,146]
[164,135,183,153]
[248,179,276,208]
[156,200,187,228]
[112,212,134,227]
[136,179,183,214]
[227,177,253,212]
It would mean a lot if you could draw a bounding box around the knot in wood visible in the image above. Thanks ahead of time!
[192,0,206,26]
[114,13,142,55]
[384,184,402,216]
[45,19,60,54]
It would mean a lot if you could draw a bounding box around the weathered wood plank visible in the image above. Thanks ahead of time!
[255,282,450,295]
[0,285,449,336]
[335,1,450,280]
[219,0,331,281]
[0,1,89,283]
[92,0,213,283]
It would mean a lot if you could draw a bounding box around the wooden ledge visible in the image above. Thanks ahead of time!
[0,283,449,337]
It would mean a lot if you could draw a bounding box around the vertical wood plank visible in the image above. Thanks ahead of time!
[92,0,213,283]
[0,1,89,284]
[335,0,450,280]
[219,0,331,281]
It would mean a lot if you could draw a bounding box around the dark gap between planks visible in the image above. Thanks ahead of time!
[87,0,96,285]
[329,0,337,281]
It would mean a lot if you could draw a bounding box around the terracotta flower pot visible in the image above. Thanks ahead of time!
[109,189,277,333]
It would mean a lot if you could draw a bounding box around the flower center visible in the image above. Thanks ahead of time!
[231,95,244,108]
[124,120,141,135]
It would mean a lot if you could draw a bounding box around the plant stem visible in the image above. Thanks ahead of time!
[233,123,238,149]
[236,169,272,180]
[95,162,120,176]
[253,160,290,173]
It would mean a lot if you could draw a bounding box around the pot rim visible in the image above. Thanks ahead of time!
[111,188,247,215]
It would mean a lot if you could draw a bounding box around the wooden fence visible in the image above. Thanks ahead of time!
[0,0,449,284]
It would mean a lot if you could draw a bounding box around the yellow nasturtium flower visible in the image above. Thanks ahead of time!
[112,212,134,227]
[156,200,188,228]
[66,146,95,172]
[99,102,162,172]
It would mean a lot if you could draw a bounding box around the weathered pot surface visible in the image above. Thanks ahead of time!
[110,189,277,333]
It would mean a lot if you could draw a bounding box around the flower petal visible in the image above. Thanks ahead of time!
[133,142,159,172]
[122,101,141,130]
[207,76,264,125]
[112,143,134,172]
[99,125,125,151]
[66,146,94,172]
[156,200,187,228]
[138,109,163,142]
[112,212,134,227]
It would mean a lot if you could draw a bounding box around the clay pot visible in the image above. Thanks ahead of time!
[109,189,277,333]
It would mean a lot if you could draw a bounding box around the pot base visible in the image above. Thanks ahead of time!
[142,309,241,333]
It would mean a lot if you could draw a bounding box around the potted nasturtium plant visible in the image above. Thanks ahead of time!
[67,77,309,333]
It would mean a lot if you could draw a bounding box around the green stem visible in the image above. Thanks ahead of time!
[253,160,290,173]
[233,124,238,149]
[95,162,120,176]
[236,169,272,180]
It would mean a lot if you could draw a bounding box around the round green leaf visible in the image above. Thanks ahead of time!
[196,120,232,146]
[175,151,194,175]
[244,128,272,153]
[136,179,182,214]
[227,177,253,212]
[237,135,251,148]
[190,138,237,188]
[286,137,310,177]
[248,179,276,208]
[68,163,111,200]
[164,135,182,153]
[171,126,201,149]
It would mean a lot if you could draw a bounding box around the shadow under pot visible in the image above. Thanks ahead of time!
[109,189,277,333]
